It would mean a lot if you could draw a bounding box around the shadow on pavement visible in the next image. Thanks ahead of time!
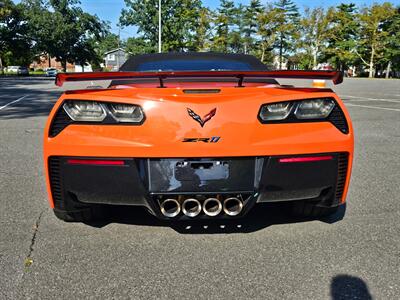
[331,275,373,300]
[86,203,346,234]
[0,78,61,120]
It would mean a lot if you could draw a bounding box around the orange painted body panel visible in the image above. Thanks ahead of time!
[44,85,354,208]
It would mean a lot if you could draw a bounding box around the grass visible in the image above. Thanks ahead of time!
[0,70,45,76]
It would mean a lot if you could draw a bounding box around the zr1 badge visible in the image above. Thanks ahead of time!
[182,137,221,143]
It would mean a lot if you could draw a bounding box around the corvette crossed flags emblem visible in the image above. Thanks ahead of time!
[187,108,217,127]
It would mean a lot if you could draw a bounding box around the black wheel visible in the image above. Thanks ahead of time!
[290,201,340,218]
[53,206,107,222]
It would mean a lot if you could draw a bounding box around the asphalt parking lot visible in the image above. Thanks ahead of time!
[0,77,399,299]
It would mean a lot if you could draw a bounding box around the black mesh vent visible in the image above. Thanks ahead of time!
[49,107,73,137]
[335,153,349,201]
[48,157,64,208]
[328,106,349,134]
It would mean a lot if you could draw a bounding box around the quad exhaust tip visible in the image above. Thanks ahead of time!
[182,198,202,217]
[223,197,243,216]
[160,196,244,218]
[160,199,181,218]
[203,198,222,217]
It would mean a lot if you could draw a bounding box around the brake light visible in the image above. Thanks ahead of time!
[66,159,125,166]
[278,156,333,163]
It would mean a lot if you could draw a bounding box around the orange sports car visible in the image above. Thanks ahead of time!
[44,53,353,222]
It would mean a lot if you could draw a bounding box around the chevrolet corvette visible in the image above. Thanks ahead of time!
[44,52,353,222]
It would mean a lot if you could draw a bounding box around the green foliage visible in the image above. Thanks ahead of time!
[272,0,300,69]
[257,4,279,64]
[96,33,121,57]
[242,0,263,55]
[356,2,396,77]
[120,0,202,52]
[193,7,212,51]
[324,4,359,70]
[23,0,107,71]
[0,0,33,70]
[383,7,400,73]
[1,0,400,77]
[125,37,154,55]
[211,0,236,52]
[299,7,331,69]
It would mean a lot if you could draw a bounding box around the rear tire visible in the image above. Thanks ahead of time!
[53,206,107,223]
[290,201,339,218]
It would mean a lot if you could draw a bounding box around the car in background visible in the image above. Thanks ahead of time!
[46,68,58,77]
[17,66,29,76]
[6,66,20,73]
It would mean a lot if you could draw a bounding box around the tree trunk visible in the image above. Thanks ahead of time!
[279,36,283,70]
[261,42,265,62]
[0,57,3,74]
[48,55,51,68]
[385,61,391,79]
[368,48,375,78]
[61,59,67,72]
[313,45,318,70]
[82,64,84,72]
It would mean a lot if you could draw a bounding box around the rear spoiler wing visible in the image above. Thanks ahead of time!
[55,70,343,87]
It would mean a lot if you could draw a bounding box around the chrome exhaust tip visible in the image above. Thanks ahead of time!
[160,199,181,218]
[182,198,202,217]
[203,198,222,217]
[223,197,243,216]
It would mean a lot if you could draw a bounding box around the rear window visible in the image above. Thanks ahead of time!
[136,59,253,72]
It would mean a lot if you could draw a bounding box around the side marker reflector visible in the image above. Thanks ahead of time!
[67,159,125,166]
[279,156,333,163]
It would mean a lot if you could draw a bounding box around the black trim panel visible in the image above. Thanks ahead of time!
[48,153,349,219]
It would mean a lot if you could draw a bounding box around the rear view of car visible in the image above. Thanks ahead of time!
[44,53,353,223]
[17,66,29,76]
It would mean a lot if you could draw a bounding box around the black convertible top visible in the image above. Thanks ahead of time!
[120,52,268,72]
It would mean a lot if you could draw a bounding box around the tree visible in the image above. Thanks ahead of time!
[356,3,396,77]
[324,4,358,71]
[0,0,33,71]
[229,3,246,53]
[211,0,236,52]
[382,6,400,78]
[125,37,154,54]
[193,7,211,51]
[96,33,121,58]
[300,7,331,69]
[257,5,279,63]
[273,0,300,69]
[120,0,202,52]
[242,0,263,55]
[23,0,107,71]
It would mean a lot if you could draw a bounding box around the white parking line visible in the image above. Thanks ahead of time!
[0,95,29,111]
[342,95,400,103]
[346,103,400,112]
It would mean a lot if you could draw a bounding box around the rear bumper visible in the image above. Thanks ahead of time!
[47,152,350,219]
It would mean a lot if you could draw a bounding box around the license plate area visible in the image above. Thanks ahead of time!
[175,160,229,181]
[148,158,255,193]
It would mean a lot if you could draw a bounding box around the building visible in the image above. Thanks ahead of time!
[104,48,129,71]
[30,54,75,72]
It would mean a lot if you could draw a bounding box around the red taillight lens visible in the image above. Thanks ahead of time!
[278,155,333,163]
[66,159,125,166]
